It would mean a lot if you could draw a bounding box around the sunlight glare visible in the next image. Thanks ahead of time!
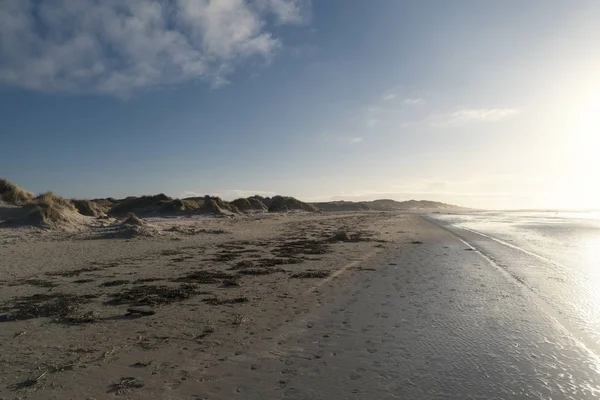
[554,90,600,209]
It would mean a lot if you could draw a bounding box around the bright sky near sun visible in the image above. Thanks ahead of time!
[0,0,599,210]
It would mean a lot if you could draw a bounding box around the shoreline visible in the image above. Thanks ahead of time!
[3,212,599,398]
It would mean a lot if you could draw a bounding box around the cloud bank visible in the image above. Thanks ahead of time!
[0,0,308,95]
[431,108,519,127]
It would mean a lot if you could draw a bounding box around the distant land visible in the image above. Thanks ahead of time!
[0,178,467,228]
[312,199,467,212]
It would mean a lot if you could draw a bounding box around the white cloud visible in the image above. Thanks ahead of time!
[0,0,309,95]
[403,98,424,105]
[383,93,397,101]
[431,108,519,127]
[349,137,363,144]
[367,118,380,127]
[254,0,309,24]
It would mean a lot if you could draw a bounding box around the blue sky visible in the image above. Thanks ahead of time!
[1,0,599,209]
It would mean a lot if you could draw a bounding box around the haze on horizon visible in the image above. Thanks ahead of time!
[1,0,598,210]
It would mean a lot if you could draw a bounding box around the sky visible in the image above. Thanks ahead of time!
[1,0,599,210]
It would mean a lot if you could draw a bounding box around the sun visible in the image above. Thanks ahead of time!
[550,92,600,209]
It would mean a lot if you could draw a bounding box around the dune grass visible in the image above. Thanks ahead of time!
[267,195,319,213]
[108,194,171,216]
[27,192,77,227]
[159,198,201,213]
[0,178,34,205]
[231,197,268,212]
[71,199,107,217]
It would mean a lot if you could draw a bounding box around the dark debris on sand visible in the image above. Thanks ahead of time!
[1,293,95,322]
[100,279,130,287]
[290,270,331,279]
[237,268,285,276]
[203,297,249,306]
[272,239,330,258]
[106,284,198,306]
[174,270,234,284]
[230,257,302,271]
[108,377,145,396]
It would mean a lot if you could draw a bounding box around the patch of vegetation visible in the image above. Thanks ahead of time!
[27,192,77,227]
[159,198,201,213]
[200,195,239,214]
[231,197,268,212]
[267,195,319,213]
[0,178,33,205]
[108,194,171,216]
[71,199,107,217]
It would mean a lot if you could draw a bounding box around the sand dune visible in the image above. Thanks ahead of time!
[0,179,464,231]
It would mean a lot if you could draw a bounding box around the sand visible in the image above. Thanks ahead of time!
[3,211,599,399]
[0,211,400,398]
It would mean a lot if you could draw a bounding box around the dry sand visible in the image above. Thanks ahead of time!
[0,211,407,398]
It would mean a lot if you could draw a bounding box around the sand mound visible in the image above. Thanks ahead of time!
[123,212,145,226]
[0,178,33,205]
[231,197,268,212]
[160,198,201,213]
[72,199,108,217]
[328,231,352,242]
[27,192,86,228]
[108,194,172,216]
[199,196,239,215]
[267,196,319,213]
[94,212,156,239]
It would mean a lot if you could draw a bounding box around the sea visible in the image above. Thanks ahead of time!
[429,210,600,354]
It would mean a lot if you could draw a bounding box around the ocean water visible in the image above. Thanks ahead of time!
[429,210,600,354]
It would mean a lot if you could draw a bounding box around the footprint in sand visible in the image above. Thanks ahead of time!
[349,371,362,380]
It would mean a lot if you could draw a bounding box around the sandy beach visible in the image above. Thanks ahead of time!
[0,210,407,398]
[2,210,600,399]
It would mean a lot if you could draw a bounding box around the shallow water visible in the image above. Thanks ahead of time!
[430,210,600,354]
[198,215,600,399]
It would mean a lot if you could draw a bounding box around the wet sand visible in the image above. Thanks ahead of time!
[1,213,599,399]
[193,216,600,399]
